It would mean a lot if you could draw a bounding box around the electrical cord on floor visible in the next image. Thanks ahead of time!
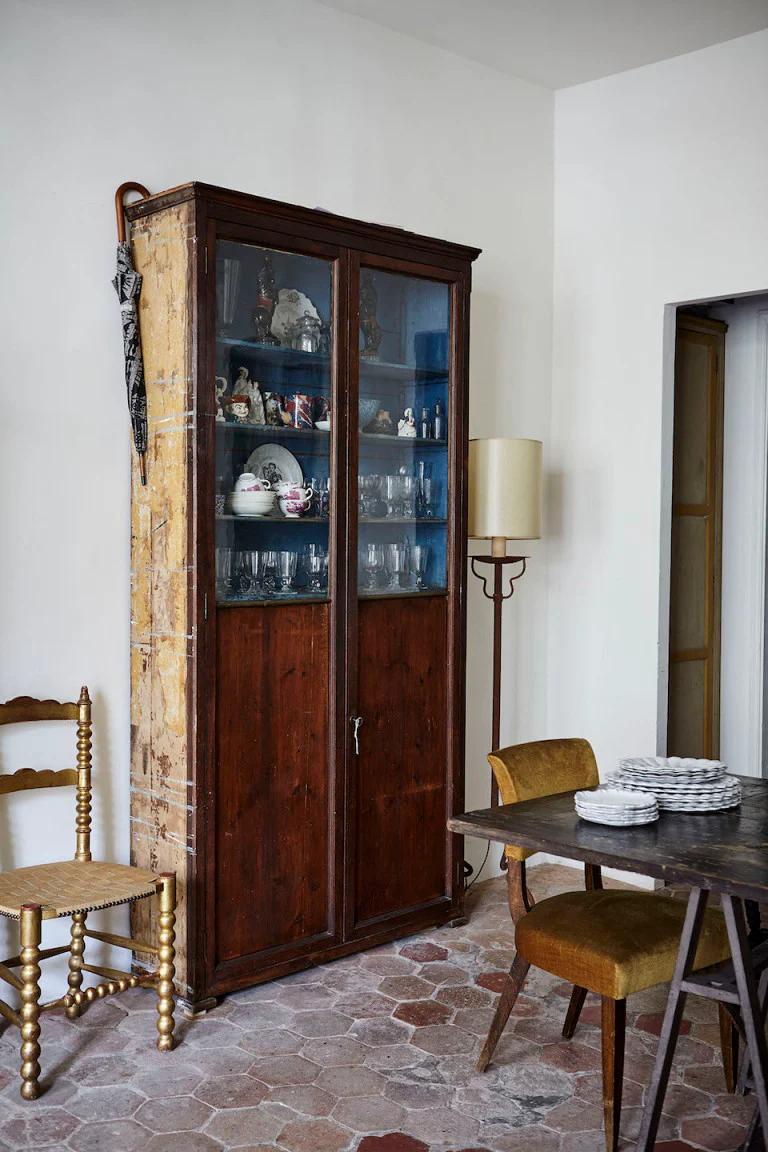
[464,843,490,892]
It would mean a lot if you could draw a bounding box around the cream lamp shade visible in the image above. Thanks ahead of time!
[468,437,542,555]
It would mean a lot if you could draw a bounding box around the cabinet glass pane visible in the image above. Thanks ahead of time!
[214,240,333,605]
[357,268,449,598]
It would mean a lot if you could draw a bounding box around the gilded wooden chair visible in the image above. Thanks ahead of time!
[477,738,732,1152]
[0,688,177,1100]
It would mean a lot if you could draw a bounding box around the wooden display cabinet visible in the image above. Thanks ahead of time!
[127,183,480,1009]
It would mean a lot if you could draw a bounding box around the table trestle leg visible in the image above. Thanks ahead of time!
[635,887,710,1151]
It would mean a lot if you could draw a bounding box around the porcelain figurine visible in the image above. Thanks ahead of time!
[215,376,228,422]
[397,407,417,437]
[225,394,251,424]
[234,366,266,424]
[364,407,395,435]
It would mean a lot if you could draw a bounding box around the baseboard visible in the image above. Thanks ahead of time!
[529,853,658,890]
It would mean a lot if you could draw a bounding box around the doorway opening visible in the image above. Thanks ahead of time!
[661,292,768,775]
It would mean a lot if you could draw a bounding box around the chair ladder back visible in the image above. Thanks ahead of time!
[74,687,93,862]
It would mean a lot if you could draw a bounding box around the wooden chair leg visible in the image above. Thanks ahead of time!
[156,873,177,1052]
[563,986,588,1039]
[601,996,626,1152]
[19,903,42,1100]
[65,911,87,1020]
[719,1002,739,1093]
[476,952,530,1072]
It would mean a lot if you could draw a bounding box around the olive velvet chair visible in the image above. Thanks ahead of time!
[477,738,732,1152]
[0,688,177,1100]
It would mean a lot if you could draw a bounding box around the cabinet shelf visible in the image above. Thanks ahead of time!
[216,423,446,450]
[216,340,448,384]
[359,517,447,525]
[217,593,330,607]
[216,515,329,523]
[359,588,447,600]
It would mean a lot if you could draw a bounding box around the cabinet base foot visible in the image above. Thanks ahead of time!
[178,995,218,1019]
[446,916,468,928]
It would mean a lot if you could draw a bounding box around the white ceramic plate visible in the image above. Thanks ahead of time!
[619,756,726,777]
[577,789,657,809]
[245,444,303,488]
[271,288,321,346]
[577,811,659,827]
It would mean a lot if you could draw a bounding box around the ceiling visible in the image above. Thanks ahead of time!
[316,0,768,89]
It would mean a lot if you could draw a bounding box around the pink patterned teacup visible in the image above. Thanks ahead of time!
[275,482,314,518]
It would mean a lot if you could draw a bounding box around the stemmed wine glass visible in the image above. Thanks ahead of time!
[385,543,409,590]
[410,544,431,590]
[362,543,384,590]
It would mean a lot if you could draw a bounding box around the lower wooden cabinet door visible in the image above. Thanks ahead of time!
[213,604,336,978]
[349,596,451,933]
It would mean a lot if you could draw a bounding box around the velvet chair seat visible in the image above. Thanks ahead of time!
[516,889,730,1000]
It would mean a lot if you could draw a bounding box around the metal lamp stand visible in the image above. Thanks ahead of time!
[470,553,528,808]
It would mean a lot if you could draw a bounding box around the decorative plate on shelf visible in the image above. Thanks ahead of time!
[270,289,320,347]
[245,444,304,488]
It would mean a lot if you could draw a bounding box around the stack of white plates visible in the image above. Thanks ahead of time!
[606,757,741,812]
[227,491,276,518]
[575,789,659,826]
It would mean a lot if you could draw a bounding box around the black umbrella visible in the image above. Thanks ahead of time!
[113,182,151,484]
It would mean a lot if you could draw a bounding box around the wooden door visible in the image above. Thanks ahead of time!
[345,255,468,936]
[203,224,348,993]
[667,314,726,757]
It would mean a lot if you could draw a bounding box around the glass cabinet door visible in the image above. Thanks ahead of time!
[356,267,450,598]
[213,240,334,606]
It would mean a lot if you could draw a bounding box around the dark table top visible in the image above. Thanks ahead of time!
[449,775,768,902]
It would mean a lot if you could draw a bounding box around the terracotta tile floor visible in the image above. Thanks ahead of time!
[0,864,755,1151]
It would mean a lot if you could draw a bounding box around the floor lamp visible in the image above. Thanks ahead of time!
[468,437,543,808]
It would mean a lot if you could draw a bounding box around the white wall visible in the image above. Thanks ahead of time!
[0,0,553,991]
[550,31,768,780]
[709,296,768,777]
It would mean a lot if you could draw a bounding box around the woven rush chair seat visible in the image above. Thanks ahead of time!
[0,860,158,920]
[515,889,730,1000]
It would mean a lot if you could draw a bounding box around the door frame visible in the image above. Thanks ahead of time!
[658,300,768,774]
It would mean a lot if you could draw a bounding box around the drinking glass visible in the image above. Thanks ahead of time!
[260,549,278,595]
[422,477,437,518]
[361,474,382,519]
[410,544,431,590]
[400,476,416,518]
[385,543,409,590]
[362,543,384,590]
[235,551,256,595]
[276,550,298,593]
[216,548,233,597]
[303,544,328,591]
[320,476,331,519]
[383,475,400,518]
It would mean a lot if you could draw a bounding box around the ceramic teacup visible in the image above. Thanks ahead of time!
[234,472,271,493]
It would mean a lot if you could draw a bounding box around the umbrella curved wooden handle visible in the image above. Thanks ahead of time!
[115,182,151,243]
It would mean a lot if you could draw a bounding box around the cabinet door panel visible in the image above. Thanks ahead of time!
[215,604,332,961]
[353,596,448,927]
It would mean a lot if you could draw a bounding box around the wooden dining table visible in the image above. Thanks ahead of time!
[449,774,768,1151]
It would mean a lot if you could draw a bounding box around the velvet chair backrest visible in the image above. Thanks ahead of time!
[487,738,599,862]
